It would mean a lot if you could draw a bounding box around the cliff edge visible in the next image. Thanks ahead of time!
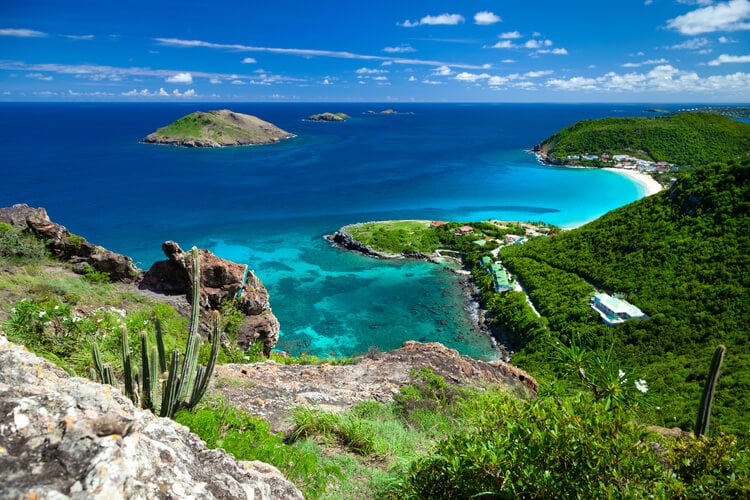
[0,333,303,499]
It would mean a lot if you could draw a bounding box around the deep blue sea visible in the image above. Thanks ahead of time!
[0,102,685,359]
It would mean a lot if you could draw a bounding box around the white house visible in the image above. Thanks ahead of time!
[590,293,647,326]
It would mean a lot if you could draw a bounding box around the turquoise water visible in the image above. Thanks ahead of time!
[0,102,675,359]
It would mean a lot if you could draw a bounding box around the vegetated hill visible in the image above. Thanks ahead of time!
[143,109,294,147]
[534,112,750,169]
[500,158,750,434]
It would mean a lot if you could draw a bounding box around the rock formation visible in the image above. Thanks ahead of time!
[142,110,294,147]
[140,241,280,355]
[306,112,349,122]
[0,203,139,283]
[212,340,537,434]
[0,333,303,499]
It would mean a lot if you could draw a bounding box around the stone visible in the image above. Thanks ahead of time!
[0,204,139,283]
[140,241,280,354]
[213,340,538,434]
[0,333,303,499]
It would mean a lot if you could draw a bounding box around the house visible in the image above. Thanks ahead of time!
[481,257,513,292]
[590,293,648,326]
[431,221,447,228]
[458,225,473,234]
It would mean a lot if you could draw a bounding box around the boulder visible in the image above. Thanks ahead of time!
[140,241,280,354]
[0,204,139,283]
[0,333,303,499]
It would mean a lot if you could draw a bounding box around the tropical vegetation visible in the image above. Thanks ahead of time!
[536,112,750,168]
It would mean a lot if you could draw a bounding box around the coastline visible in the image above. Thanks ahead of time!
[601,167,664,197]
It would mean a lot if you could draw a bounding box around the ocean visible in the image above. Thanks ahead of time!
[0,102,680,359]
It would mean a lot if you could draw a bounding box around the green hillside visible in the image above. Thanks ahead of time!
[498,158,750,434]
[535,112,750,168]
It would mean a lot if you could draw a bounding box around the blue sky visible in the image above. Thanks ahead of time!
[2,0,749,102]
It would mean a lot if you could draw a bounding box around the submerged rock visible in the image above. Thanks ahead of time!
[0,333,303,499]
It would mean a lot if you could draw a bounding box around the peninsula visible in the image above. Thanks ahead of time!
[142,109,294,147]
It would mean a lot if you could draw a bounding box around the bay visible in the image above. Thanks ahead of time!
[0,102,681,359]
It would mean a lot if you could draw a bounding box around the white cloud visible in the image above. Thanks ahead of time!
[422,79,443,85]
[373,76,389,81]
[667,0,750,35]
[622,58,669,67]
[0,28,47,37]
[708,53,750,64]
[165,72,193,84]
[499,31,522,39]
[525,39,553,49]
[669,37,710,49]
[719,35,736,42]
[408,76,417,82]
[545,63,750,96]
[25,73,53,81]
[524,70,554,78]
[399,13,465,27]
[356,67,388,74]
[241,57,257,64]
[455,72,491,82]
[491,40,515,49]
[474,11,501,25]
[383,45,416,53]
[155,37,489,70]
[488,76,508,86]
[433,65,453,76]
[502,59,516,63]
[62,34,94,40]
[121,87,196,97]
[537,48,568,55]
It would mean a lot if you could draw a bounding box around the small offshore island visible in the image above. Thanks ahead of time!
[306,112,350,122]
[142,109,294,147]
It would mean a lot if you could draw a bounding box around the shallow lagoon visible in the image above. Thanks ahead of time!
[0,102,674,358]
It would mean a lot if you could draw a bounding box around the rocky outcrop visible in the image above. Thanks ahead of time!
[142,110,294,147]
[140,241,280,355]
[326,230,440,263]
[212,341,537,434]
[0,203,139,283]
[0,333,303,499]
[306,112,349,122]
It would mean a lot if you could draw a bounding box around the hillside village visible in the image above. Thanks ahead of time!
[564,153,678,174]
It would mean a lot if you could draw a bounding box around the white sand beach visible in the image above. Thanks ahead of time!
[602,168,664,197]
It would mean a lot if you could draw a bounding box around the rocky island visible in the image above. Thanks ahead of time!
[142,109,294,147]
[306,112,349,122]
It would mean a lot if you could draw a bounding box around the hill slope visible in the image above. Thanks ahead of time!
[143,109,294,147]
[500,158,750,434]
[534,112,750,168]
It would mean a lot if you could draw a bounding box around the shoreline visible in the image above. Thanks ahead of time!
[601,167,664,197]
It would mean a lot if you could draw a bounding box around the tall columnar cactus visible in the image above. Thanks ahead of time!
[695,344,726,436]
[92,246,222,419]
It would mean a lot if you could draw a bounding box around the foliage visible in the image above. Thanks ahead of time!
[175,398,343,499]
[538,112,750,168]
[398,392,750,499]
[0,224,49,263]
[91,247,221,418]
[497,158,750,434]
[345,220,528,256]
[80,263,112,284]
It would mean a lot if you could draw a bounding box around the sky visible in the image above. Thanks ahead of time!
[1,0,750,102]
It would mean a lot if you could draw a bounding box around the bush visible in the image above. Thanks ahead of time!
[399,392,750,498]
[0,225,48,263]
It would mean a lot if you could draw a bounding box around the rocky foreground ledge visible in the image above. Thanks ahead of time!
[0,334,303,499]
[213,341,537,434]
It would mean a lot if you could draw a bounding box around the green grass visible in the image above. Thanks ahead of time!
[346,220,441,254]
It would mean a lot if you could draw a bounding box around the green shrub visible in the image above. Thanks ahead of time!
[0,226,48,263]
[176,398,342,498]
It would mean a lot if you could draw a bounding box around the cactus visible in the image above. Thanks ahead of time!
[92,343,104,381]
[695,344,726,436]
[120,327,134,402]
[92,245,222,419]
[140,332,153,410]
